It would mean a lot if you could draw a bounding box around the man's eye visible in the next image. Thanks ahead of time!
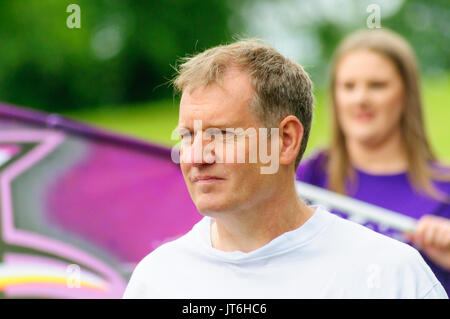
[206,129,233,136]
[180,133,191,138]
[180,132,193,142]
[221,130,236,139]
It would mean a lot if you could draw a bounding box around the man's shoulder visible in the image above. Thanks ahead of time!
[323,211,430,273]
[135,219,205,269]
[329,212,418,257]
[324,212,446,297]
[141,234,193,265]
[122,223,205,298]
[334,215,439,270]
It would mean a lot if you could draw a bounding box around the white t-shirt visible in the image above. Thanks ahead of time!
[123,206,448,298]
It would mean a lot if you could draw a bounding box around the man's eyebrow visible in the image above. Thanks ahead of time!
[209,121,250,128]
[176,123,241,131]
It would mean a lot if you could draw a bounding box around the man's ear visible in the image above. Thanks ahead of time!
[278,115,303,166]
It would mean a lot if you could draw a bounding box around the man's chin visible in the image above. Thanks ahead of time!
[194,201,229,217]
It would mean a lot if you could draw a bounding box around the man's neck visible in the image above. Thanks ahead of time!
[209,182,314,253]
[347,129,408,174]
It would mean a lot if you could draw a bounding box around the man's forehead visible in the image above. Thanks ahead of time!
[178,84,255,130]
[177,108,258,132]
[176,119,244,131]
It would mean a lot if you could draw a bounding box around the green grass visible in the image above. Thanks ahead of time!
[60,73,450,162]
[61,99,181,147]
[422,74,450,162]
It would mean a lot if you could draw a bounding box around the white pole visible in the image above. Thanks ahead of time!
[295,181,417,233]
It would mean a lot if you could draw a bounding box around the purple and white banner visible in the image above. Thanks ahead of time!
[0,103,200,298]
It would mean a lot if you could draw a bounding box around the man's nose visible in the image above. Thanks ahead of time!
[190,131,215,166]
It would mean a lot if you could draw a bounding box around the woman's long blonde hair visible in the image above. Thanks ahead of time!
[327,28,450,202]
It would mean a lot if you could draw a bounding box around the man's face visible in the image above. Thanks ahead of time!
[177,68,278,217]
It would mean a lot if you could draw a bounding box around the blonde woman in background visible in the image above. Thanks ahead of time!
[296,29,450,294]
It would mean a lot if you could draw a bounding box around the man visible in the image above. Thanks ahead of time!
[123,39,447,298]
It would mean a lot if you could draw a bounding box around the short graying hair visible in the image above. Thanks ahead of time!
[173,39,314,169]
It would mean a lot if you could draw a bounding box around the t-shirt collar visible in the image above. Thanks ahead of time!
[193,205,335,263]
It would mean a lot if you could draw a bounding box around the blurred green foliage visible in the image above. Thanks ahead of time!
[0,0,448,113]
[229,0,450,85]
[0,0,232,111]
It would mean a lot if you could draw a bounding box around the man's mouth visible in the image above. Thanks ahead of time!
[192,175,225,183]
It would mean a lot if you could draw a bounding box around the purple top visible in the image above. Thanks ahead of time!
[296,150,450,295]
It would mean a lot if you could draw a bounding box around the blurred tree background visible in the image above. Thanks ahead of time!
[0,0,449,159]
[0,0,232,111]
